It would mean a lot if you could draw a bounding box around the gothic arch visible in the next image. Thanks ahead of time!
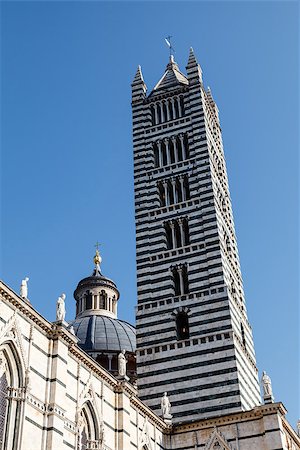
[77,379,104,449]
[0,313,27,373]
[77,401,99,449]
[204,428,232,450]
[0,341,24,450]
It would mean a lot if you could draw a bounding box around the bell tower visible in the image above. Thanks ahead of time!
[132,49,261,423]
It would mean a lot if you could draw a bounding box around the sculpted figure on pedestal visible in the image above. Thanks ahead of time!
[261,371,273,396]
[161,392,171,417]
[56,293,66,321]
[118,349,127,377]
[20,277,29,299]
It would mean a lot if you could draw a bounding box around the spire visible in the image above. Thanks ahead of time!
[132,65,144,84]
[187,47,197,67]
[186,47,202,84]
[131,65,147,102]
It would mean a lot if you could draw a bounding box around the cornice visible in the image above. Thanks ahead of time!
[172,403,288,434]
[282,415,300,445]
[0,280,52,333]
[130,393,170,432]
[0,280,118,388]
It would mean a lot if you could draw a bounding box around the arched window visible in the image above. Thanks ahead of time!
[174,98,179,118]
[182,265,189,294]
[176,312,190,340]
[158,182,165,207]
[173,264,189,295]
[184,176,190,200]
[162,102,168,122]
[85,292,92,310]
[168,99,173,120]
[174,221,181,248]
[157,103,162,124]
[183,133,189,158]
[168,180,174,205]
[0,364,8,448]
[180,96,185,116]
[176,136,183,161]
[175,178,182,203]
[150,105,155,125]
[173,268,181,296]
[161,140,167,166]
[99,291,106,309]
[169,138,175,164]
[164,222,173,249]
[0,344,23,450]
[78,402,98,450]
[153,143,159,167]
[184,219,190,245]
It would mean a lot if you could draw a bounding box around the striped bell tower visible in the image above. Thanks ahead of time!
[132,48,261,424]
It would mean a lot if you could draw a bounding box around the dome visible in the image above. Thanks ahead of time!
[71,314,136,353]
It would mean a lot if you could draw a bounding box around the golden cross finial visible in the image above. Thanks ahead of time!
[94,242,102,267]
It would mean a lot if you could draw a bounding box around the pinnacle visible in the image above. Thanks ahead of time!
[132,65,145,84]
[187,47,198,67]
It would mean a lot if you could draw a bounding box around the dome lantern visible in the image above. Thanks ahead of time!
[74,250,120,319]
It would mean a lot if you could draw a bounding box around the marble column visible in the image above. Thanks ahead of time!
[178,267,184,295]
[170,222,176,249]
[179,219,185,246]
[164,138,171,165]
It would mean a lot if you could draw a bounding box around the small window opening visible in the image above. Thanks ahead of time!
[176,312,190,340]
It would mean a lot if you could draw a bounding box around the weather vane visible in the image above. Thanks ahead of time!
[165,35,175,57]
[95,241,101,251]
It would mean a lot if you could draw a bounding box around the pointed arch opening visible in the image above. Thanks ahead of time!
[78,401,99,450]
[0,342,24,450]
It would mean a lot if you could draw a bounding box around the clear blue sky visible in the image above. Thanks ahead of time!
[1,1,299,427]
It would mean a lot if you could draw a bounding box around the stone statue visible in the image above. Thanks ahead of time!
[20,277,29,298]
[118,349,127,377]
[56,293,66,322]
[261,371,274,401]
[161,392,171,418]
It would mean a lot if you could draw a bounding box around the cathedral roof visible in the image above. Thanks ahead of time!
[149,55,188,96]
[71,315,136,353]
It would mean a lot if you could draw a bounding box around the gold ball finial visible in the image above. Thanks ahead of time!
[94,249,102,266]
[94,242,102,269]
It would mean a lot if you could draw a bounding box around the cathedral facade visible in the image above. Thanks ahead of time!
[0,49,299,450]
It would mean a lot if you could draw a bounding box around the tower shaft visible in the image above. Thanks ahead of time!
[132,50,261,423]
